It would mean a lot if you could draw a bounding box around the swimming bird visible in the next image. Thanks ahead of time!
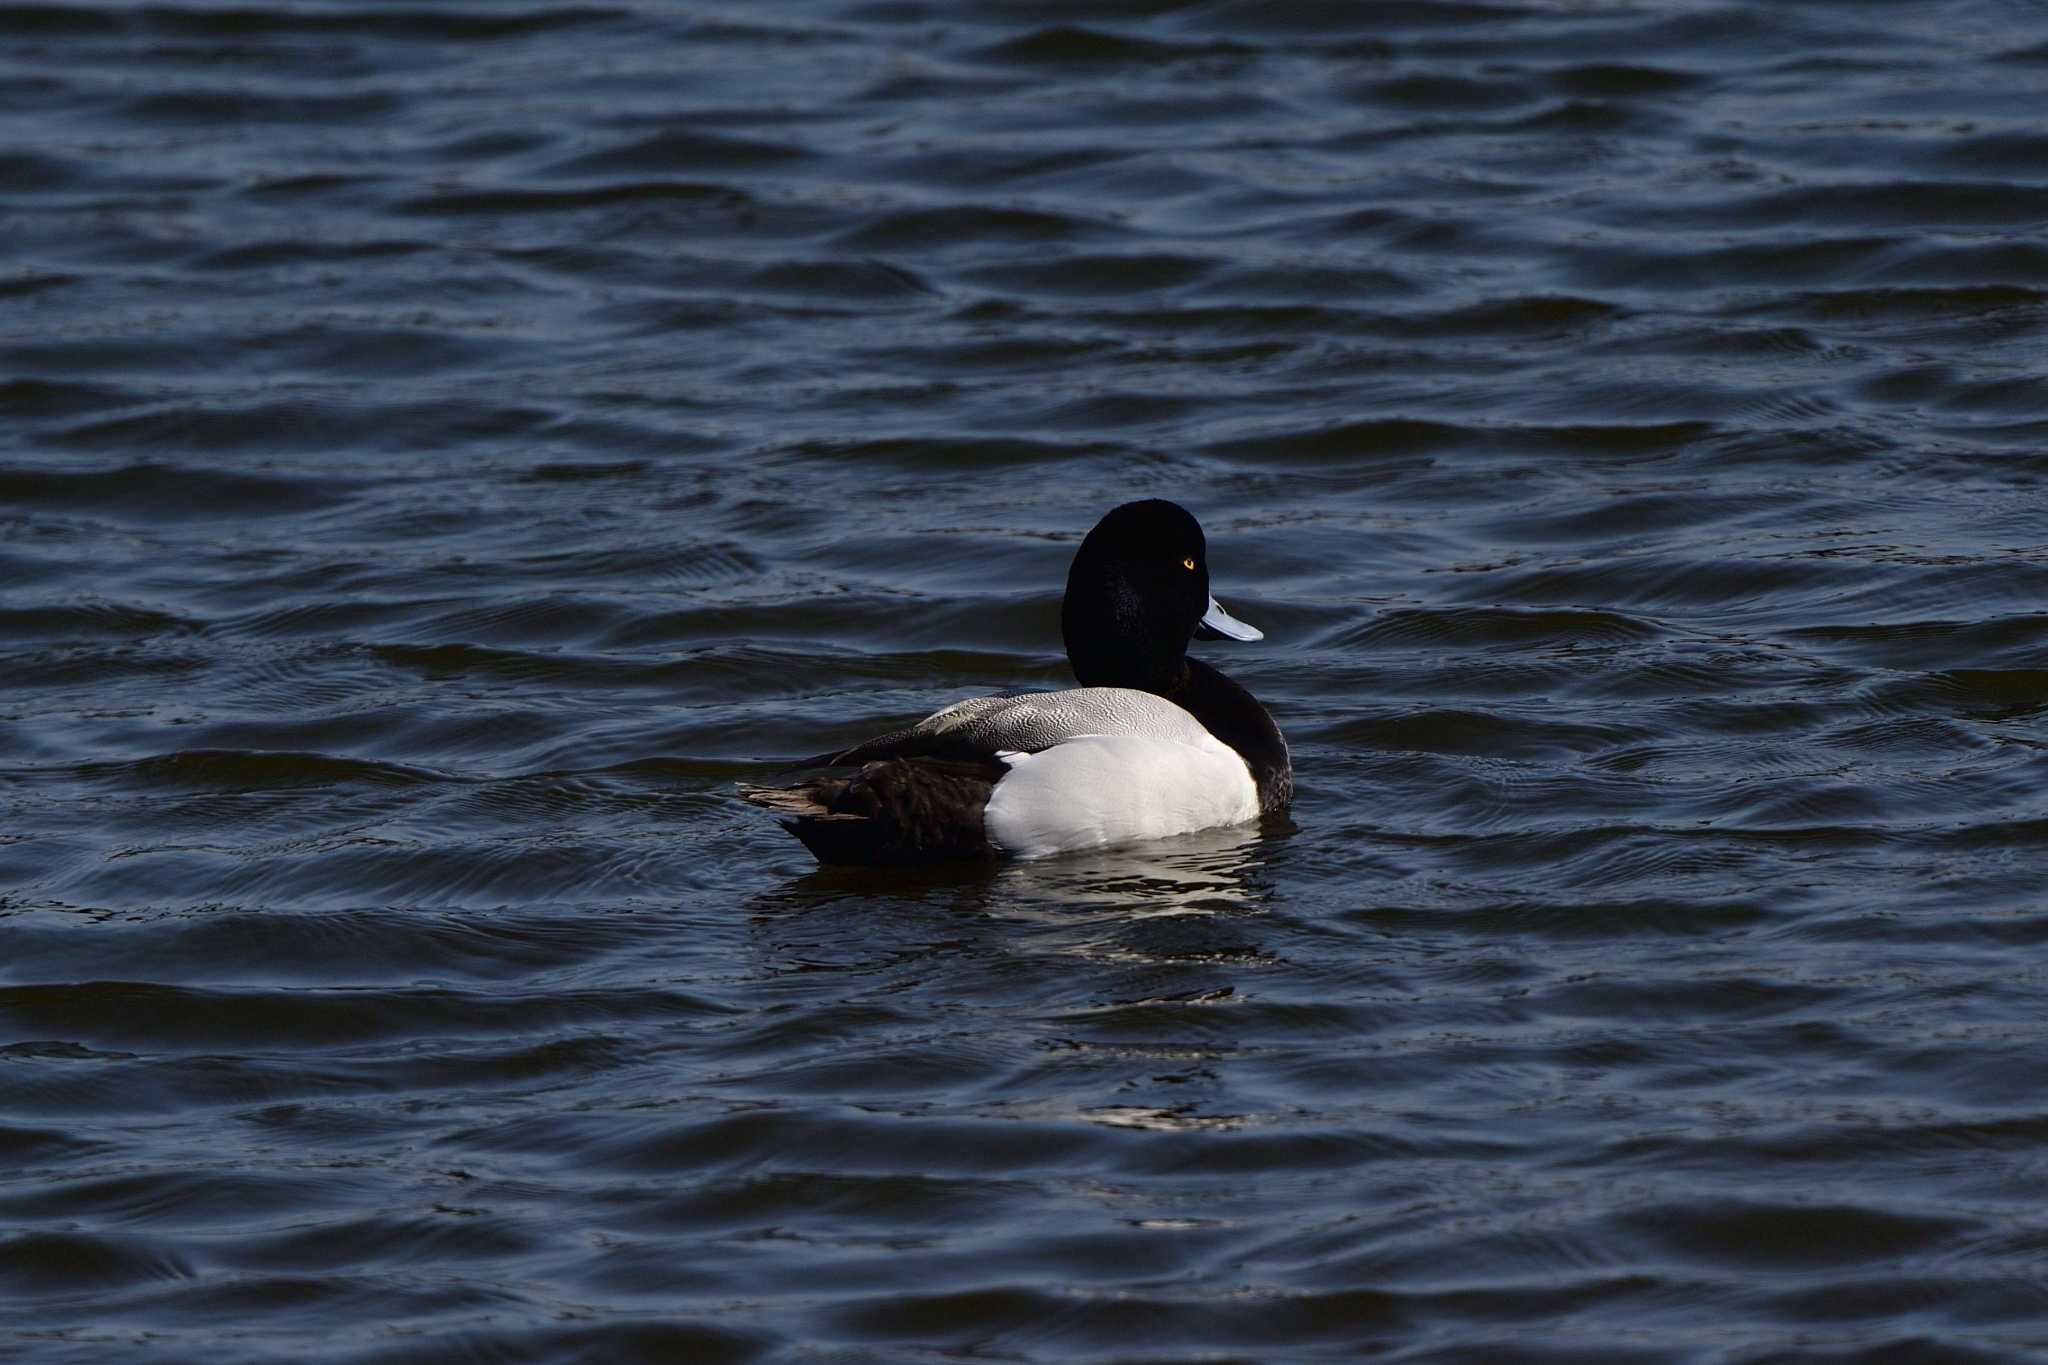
[738,499,1290,864]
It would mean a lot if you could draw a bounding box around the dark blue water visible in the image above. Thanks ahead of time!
[5,2,2048,1360]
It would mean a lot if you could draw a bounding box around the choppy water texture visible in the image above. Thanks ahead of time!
[5,1,2048,1360]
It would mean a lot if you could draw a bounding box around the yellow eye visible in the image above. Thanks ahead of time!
[1182,557,1196,571]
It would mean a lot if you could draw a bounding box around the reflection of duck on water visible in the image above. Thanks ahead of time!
[735,819,1278,1150]
[743,820,1271,935]
[741,821,1274,984]
[741,500,1290,865]
[991,821,1270,919]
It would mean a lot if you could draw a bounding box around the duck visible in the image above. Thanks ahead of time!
[738,499,1290,864]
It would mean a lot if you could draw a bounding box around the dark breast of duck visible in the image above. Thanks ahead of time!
[1167,657,1292,813]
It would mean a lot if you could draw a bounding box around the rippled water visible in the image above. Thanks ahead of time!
[6,1,2048,1359]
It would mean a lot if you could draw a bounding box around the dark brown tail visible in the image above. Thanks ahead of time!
[737,756,1008,865]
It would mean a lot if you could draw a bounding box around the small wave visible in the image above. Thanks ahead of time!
[973,26,1255,66]
[834,204,1115,252]
[1549,63,1705,97]
[1202,260,1419,302]
[394,180,749,217]
[0,378,136,419]
[1691,181,2048,230]
[1620,1201,1966,1271]
[187,240,427,272]
[3,906,657,989]
[0,4,118,36]
[1570,234,1903,293]
[1925,130,2048,178]
[90,750,440,791]
[1876,240,2048,287]
[966,251,1212,298]
[0,1167,333,1227]
[0,979,726,1051]
[873,330,1120,374]
[0,461,341,518]
[1762,284,2048,322]
[1345,895,1772,941]
[0,272,76,299]
[1486,488,1760,545]
[0,1121,99,1164]
[1790,616,2048,671]
[780,433,1122,469]
[1085,302,1375,337]
[743,258,937,301]
[53,400,391,454]
[1348,72,1540,112]
[1425,294,1622,335]
[544,129,809,177]
[242,172,387,199]
[359,1322,771,1365]
[1819,715,1984,759]
[118,90,400,125]
[405,594,634,648]
[1337,607,1663,650]
[889,143,1133,191]
[1204,417,1464,463]
[132,4,625,40]
[1896,669,2048,722]
[1195,0,1524,32]
[0,602,197,642]
[0,1230,191,1295]
[507,540,761,588]
[517,459,648,483]
[0,150,80,191]
[1318,708,1642,762]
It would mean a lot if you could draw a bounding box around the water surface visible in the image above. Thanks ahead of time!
[4,1,2048,1360]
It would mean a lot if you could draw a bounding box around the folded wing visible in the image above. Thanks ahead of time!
[821,686,1214,764]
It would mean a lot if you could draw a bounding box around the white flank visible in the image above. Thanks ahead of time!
[983,733,1260,860]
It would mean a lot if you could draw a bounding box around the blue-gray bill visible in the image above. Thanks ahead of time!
[1195,596,1262,642]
